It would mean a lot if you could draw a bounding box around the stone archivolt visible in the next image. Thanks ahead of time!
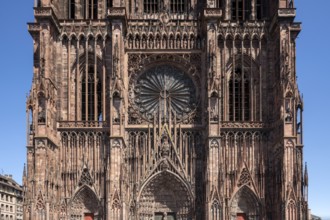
[138,171,193,219]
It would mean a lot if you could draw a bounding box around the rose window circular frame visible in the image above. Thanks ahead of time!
[132,65,197,122]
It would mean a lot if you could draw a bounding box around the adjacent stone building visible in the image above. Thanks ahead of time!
[24,0,309,219]
[0,174,23,220]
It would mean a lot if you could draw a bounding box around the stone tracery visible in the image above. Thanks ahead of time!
[25,0,308,219]
[133,65,196,121]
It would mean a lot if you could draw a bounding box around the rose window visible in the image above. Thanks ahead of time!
[133,65,196,121]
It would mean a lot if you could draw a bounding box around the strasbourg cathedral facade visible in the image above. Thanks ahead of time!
[23,0,309,219]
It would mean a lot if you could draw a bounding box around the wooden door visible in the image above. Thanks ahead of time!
[84,213,94,220]
[236,213,247,220]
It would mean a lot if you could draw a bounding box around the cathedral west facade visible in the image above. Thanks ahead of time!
[24,0,308,219]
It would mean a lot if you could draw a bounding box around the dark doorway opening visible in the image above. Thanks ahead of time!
[84,213,94,220]
[236,213,247,220]
[155,212,176,220]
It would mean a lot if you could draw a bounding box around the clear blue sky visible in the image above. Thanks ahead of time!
[0,0,329,218]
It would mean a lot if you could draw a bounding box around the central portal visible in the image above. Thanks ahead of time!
[84,213,94,220]
[138,171,193,219]
[155,212,176,220]
[236,213,247,220]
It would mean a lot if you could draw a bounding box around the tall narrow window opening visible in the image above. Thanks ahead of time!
[87,67,95,120]
[144,0,159,13]
[83,0,98,19]
[93,0,98,19]
[88,0,93,19]
[36,0,41,7]
[231,0,251,21]
[28,108,34,134]
[170,0,185,13]
[256,0,262,19]
[216,0,223,8]
[229,67,250,121]
[82,65,102,121]
[69,0,75,19]
[107,0,113,8]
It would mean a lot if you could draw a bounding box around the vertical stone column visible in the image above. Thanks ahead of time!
[46,202,50,220]
[109,139,122,220]
[251,0,256,20]
[225,0,231,20]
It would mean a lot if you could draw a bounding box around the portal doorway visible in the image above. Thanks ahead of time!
[155,212,176,220]
[84,213,94,220]
[236,213,247,220]
[138,172,193,219]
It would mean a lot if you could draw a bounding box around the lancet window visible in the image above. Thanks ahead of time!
[107,0,113,7]
[215,0,223,8]
[229,66,250,121]
[231,0,251,21]
[81,66,102,121]
[144,0,160,13]
[211,200,221,220]
[287,200,297,220]
[68,0,98,19]
[68,0,75,19]
[256,0,263,19]
[170,0,186,13]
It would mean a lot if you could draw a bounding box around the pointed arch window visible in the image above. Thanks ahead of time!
[287,200,297,220]
[144,0,160,13]
[81,66,102,121]
[229,67,250,121]
[82,0,98,19]
[107,0,113,8]
[170,0,186,13]
[231,0,251,21]
[211,200,221,220]
[216,0,223,8]
[68,0,75,19]
[256,0,262,19]
[68,0,98,19]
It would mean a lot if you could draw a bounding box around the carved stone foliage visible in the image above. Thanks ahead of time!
[138,171,193,219]
[128,53,202,124]
[132,65,197,122]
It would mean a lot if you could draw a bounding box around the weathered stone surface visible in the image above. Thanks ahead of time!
[24,0,308,219]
